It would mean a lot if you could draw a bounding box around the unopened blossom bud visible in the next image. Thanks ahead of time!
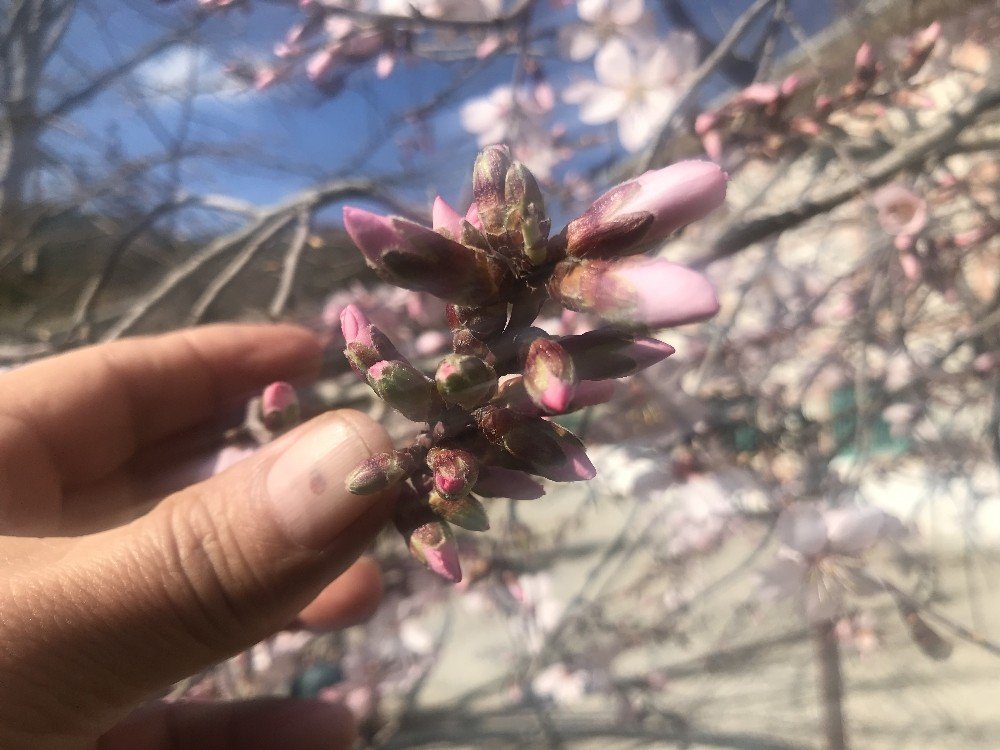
[548,257,720,329]
[341,304,406,378]
[852,42,879,90]
[446,303,508,340]
[900,21,941,79]
[694,111,719,136]
[342,206,513,305]
[427,446,479,499]
[368,360,438,422]
[473,144,512,233]
[473,466,545,500]
[498,374,614,415]
[432,196,464,239]
[435,354,497,409]
[306,47,338,82]
[395,496,462,582]
[814,95,834,120]
[428,491,489,531]
[503,418,596,482]
[464,201,483,230]
[559,329,675,380]
[523,338,578,414]
[504,161,552,265]
[347,447,423,494]
[779,74,801,99]
[563,161,727,259]
[261,381,300,432]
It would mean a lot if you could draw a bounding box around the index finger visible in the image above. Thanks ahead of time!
[0,324,322,487]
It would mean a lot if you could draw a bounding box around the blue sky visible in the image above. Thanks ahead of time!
[47,0,832,225]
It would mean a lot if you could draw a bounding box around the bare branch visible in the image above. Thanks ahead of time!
[268,209,311,319]
[701,85,1000,265]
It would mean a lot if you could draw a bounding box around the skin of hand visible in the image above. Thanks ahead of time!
[0,324,396,750]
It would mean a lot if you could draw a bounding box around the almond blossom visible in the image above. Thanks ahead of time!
[559,0,648,61]
[563,34,698,152]
[758,504,905,623]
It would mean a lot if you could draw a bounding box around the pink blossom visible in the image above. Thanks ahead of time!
[873,183,927,238]
[758,504,904,623]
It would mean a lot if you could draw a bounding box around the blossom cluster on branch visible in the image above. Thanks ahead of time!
[334,145,725,581]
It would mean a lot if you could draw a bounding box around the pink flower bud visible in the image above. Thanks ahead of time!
[342,206,514,305]
[427,447,480,499]
[737,83,780,106]
[502,418,596,482]
[340,303,374,347]
[559,329,675,379]
[549,257,720,329]
[780,74,801,98]
[497,374,614,415]
[347,447,423,494]
[261,381,300,432]
[694,111,718,135]
[367,360,438,422]
[435,354,498,409]
[523,338,578,414]
[432,196,464,238]
[855,42,876,76]
[306,47,338,82]
[565,161,727,258]
[464,202,484,231]
[473,144,512,233]
[901,21,940,79]
[395,491,463,582]
[340,304,407,379]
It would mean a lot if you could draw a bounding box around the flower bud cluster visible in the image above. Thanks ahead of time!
[695,22,942,161]
[340,145,725,582]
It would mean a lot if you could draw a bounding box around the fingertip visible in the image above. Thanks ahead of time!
[294,557,384,631]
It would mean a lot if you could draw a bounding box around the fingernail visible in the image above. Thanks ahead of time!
[265,415,380,549]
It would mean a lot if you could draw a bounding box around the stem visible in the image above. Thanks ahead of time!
[813,619,848,750]
[812,620,847,750]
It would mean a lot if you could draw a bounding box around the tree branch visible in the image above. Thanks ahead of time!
[701,85,1000,265]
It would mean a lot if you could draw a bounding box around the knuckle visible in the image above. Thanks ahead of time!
[140,494,274,652]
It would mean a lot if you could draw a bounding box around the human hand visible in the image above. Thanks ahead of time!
[0,325,395,750]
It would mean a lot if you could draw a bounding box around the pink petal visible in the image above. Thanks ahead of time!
[621,160,728,241]
[340,303,374,347]
[432,196,464,237]
[342,206,402,264]
[612,258,720,328]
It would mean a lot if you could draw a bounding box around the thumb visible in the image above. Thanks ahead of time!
[0,410,393,744]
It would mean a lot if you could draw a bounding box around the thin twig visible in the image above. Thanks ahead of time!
[268,210,312,319]
[187,213,297,325]
[702,85,1000,264]
[639,0,778,172]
